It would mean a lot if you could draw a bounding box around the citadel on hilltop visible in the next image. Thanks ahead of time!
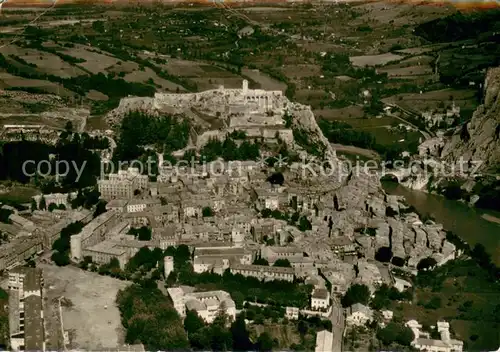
[110,78,337,160]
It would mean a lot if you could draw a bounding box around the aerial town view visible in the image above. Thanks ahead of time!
[0,0,499,351]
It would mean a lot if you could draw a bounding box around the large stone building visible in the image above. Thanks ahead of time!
[33,192,77,210]
[193,247,254,274]
[8,266,45,352]
[407,320,463,352]
[167,287,236,323]
[230,263,295,282]
[261,246,304,265]
[0,236,43,272]
[70,211,121,261]
[98,167,149,199]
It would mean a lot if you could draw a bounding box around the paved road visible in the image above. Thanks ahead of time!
[330,296,345,352]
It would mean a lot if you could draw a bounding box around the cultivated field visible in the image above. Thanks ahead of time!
[242,68,288,91]
[350,53,404,67]
[382,88,478,113]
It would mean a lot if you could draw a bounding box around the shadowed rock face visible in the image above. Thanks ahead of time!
[441,67,500,172]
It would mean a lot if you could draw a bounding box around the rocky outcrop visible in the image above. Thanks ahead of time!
[441,67,500,172]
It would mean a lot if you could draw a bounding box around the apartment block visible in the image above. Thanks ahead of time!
[98,167,149,199]
[8,267,45,352]
[230,263,294,282]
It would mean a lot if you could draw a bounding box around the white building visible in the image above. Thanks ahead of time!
[70,211,121,261]
[230,264,294,282]
[346,303,373,326]
[261,245,303,264]
[33,192,76,209]
[167,287,186,317]
[126,198,161,213]
[126,200,147,213]
[394,277,412,292]
[193,247,254,274]
[105,199,129,213]
[8,267,45,352]
[98,167,149,200]
[164,256,174,278]
[315,330,333,352]
[382,310,393,321]
[285,306,299,320]
[407,320,463,352]
[311,288,330,311]
[193,256,229,275]
[167,287,236,323]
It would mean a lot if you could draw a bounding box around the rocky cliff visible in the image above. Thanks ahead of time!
[441,67,500,173]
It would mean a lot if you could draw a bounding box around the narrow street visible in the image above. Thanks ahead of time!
[330,296,345,352]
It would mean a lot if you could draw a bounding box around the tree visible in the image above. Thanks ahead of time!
[109,257,120,269]
[166,271,177,286]
[298,216,312,231]
[80,256,93,270]
[424,296,442,309]
[210,313,233,351]
[396,326,414,346]
[267,172,284,186]
[377,322,399,345]
[231,291,244,309]
[375,246,393,262]
[39,195,46,210]
[202,206,214,217]
[184,310,205,334]
[261,208,272,218]
[231,315,253,351]
[273,259,292,268]
[377,323,414,346]
[256,332,273,352]
[58,203,66,210]
[253,257,269,266]
[297,320,308,337]
[137,227,152,241]
[371,284,393,310]
[48,203,58,212]
[417,257,437,271]
[322,320,333,331]
[116,285,189,350]
[65,121,73,133]
[391,256,405,267]
[471,243,491,267]
[51,251,70,266]
[341,284,370,307]
[93,200,107,218]
[30,199,37,212]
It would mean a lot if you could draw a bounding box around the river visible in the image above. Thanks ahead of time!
[382,181,500,265]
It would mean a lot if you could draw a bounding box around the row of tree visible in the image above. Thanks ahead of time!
[199,137,261,163]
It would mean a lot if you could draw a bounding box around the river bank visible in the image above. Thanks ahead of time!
[382,181,500,266]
